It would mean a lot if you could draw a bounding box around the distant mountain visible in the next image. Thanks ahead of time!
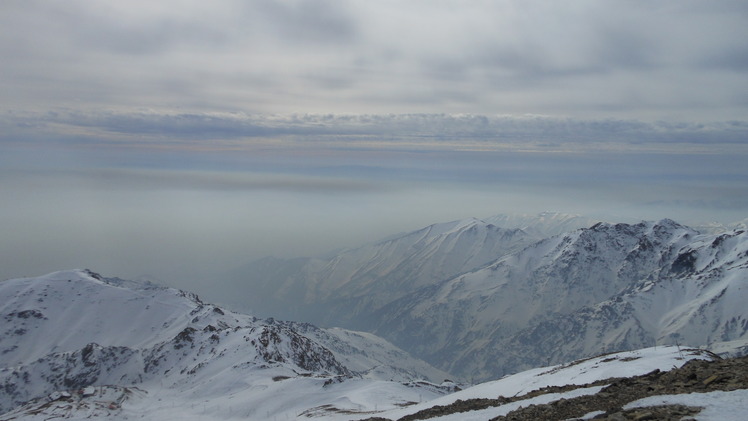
[690,217,748,235]
[483,211,601,237]
[219,217,538,325]
[220,215,748,383]
[0,270,453,417]
[218,212,598,322]
[369,219,748,380]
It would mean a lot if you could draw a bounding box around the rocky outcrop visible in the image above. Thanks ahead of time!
[362,352,748,421]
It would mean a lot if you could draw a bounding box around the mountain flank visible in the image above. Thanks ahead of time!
[0,269,454,419]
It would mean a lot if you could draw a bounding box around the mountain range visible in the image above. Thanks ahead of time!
[215,213,748,381]
[2,212,747,419]
[218,212,598,323]
[2,268,746,420]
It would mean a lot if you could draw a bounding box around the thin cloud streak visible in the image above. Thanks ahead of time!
[4,111,748,152]
[0,167,388,195]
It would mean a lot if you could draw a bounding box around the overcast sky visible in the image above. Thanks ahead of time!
[1,1,747,288]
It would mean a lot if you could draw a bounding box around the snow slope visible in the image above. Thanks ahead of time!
[0,270,453,419]
[366,346,717,420]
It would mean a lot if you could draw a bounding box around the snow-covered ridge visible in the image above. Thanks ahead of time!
[1,269,206,365]
[0,270,453,417]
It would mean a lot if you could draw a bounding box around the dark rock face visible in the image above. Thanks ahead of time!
[253,324,351,376]
[670,249,698,276]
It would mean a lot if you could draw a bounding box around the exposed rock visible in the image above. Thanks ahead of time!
[361,353,748,421]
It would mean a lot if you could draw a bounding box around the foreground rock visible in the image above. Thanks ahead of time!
[362,352,748,421]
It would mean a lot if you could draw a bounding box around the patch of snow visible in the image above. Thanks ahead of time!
[577,410,606,419]
[624,389,748,421]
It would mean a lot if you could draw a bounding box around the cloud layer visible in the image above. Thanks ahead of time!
[3,1,747,119]
[2,1,747,287]
[5,110,748,150]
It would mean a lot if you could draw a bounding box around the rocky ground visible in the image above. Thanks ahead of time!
[362,351,748,421]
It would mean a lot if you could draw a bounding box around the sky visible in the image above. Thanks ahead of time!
[1,1,747,288]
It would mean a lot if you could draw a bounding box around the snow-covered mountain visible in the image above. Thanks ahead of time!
[369,219,748,380]
[219,217,538,325]
[0,270,454,418]
[220,215,747,383]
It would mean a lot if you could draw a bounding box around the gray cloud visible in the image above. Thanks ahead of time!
[700,46,748,73]
[2,1,747,119]
[251,0,358,45]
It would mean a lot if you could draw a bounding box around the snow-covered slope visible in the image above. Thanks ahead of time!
[0,270,453,418]
[370,220,748,380]
[373,346,717,420]
[220,217,536,325]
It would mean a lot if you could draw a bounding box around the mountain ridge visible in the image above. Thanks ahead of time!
[218,216,541,325]
[0,269,454,416]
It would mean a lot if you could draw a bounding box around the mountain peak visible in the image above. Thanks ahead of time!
[22,269,102,283]
[422,217,484,236]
